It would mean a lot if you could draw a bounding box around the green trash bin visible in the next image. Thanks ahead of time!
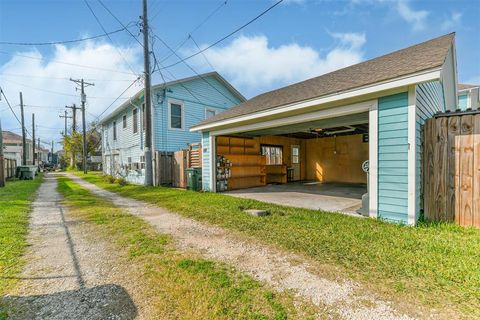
[16,166,34,180]
[186,168,202,191]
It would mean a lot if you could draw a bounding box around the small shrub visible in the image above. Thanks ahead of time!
[115,177,128,186]
[103,175,116,184]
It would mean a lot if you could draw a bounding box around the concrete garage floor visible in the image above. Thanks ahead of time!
[225,182,367,215]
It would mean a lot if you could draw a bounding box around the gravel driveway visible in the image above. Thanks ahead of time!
[65,173,416,320]
[2,174,148,319]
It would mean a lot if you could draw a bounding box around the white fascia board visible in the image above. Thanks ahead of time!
[209,100,374,136]
[407,86,417,225]
[191,68,442,132]
[368,100,378,219]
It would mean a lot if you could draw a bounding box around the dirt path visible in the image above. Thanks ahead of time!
[2,174,147,319]
[65,173,415,320]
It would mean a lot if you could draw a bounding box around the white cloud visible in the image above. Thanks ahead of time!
[190,33,366,95]
[0,41,142,146]
[349,0,429,31]
[441,12,462,31]
[395,0,429,31]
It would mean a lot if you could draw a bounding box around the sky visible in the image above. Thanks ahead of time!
[0,0,479,151]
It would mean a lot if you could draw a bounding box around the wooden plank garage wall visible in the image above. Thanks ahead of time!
[305,134,368,184]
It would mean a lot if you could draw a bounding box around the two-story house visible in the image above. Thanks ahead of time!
[100,72,245,184]
[2,131,33,165]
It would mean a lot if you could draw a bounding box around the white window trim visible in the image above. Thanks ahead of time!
[168,99,185,131]
[205,107,217,119]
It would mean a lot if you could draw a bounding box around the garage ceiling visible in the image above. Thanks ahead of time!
[239,112,369,139]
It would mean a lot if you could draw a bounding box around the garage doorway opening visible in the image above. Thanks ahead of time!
[214,113,369,213]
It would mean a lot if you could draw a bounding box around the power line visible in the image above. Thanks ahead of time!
[189,35,215,70]
[83,0,140,76]
[153,34,238,105]
[0,87,33,139]
[0,51,138,76]
[1,73,138,82]
[2,78,131,100]
[95,77,141,121]
[97,0,144,48]
[159,0,283,70]
[159,0,228,63]
[0,27,130,46]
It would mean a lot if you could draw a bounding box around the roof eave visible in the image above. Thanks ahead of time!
[191,67,442,133]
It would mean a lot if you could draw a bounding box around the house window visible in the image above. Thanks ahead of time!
[133,108,138,133]
[169,100,184,130]
[140,155,145,163]
[292,146,299,164]
[113,121,117,140]
[261,145,283,165]
[122,115,127,128]
[205,108,216,119]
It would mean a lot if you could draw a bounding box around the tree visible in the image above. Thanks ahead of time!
[61,122,101,170]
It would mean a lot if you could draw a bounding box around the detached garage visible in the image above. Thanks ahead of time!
[191,33,458,225]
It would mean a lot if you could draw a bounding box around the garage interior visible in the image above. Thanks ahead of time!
[215,113,370,214]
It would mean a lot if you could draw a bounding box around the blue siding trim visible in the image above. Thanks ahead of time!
[201,132,211,191]
[415,81,445,220]
[378,92,409,224]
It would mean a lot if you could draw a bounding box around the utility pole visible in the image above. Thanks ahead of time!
[65,104,80,132]
[0,119,4,187]
[32,113,35,166]
[70,78,94,174]
[38,138,40,164]
[59,110,71,136]
[142,0,153,186]
[51,141,54,164]
[20,92,27,166]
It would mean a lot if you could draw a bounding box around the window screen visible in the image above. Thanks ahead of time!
[122,115,127,128]
[170,103,183,129]
[261,145,283,165]
[206,109,216,119]
[292,146,299,164]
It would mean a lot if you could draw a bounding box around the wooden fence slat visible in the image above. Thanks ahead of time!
[434,117,448,220]
[459,115,474,226]
[473,114,480,227]
[424,119,434,220]
[446,117,460,223]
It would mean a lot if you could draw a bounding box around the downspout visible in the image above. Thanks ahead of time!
[129,98,143,150]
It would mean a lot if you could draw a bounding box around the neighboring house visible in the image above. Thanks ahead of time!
[457,84,480,110]
[100,72,245,184]
[38,147,50,164]
[191,33,458,226]
[2,131,33,165]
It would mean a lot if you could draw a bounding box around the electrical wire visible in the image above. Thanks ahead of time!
[153,34,238,105]
[0,51,138,75]
[95,77,142,121]
[83,0,141,77]
[189,35,215,70]
[0,87,33,139]
[159,0,283,70]
[0,27,130,46]
[1,73,138,82]
[97,0,144,48]
[159,0,228,63]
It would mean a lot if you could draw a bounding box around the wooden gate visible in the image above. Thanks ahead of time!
[155,151,173,186]
[423,113,480,227]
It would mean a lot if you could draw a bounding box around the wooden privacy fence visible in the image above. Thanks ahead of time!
[155,151,174,186]
[423,113,480,227]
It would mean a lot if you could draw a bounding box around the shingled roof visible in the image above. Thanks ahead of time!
[458,83,479,91]
[195,33,455,128]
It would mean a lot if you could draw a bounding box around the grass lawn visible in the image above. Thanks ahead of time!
[76,172,480,318]
[0,175,43,315]
[58,176,318,319]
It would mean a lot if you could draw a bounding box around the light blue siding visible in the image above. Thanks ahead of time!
[377,92,409,223]
[102,74,242,184]
[458,93,468,110]
[415,81,445,220]
[201,132,211,191]
[153,75,242,152]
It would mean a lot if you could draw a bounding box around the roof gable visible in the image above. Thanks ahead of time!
[196,33,455,128]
